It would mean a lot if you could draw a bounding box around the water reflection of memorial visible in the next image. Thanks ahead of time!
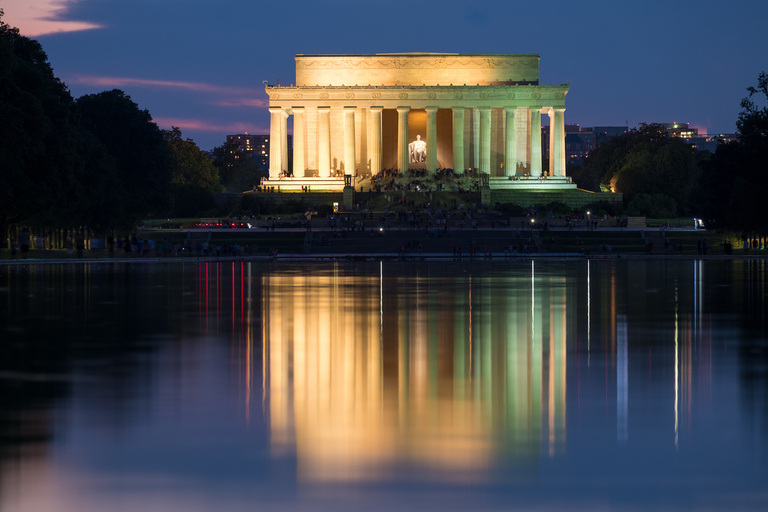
[263,263,572,482]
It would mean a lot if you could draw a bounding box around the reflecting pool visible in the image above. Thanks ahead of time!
[1,259,767,511]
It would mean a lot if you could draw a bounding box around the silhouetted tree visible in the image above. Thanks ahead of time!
[576,124,702,215]
[212,141,265,193]
[701,72,768,234]
[0,12,84,241]
[163,127,222,216]
[75,90,172,227]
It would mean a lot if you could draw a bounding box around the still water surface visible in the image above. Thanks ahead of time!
[1,259,767,511]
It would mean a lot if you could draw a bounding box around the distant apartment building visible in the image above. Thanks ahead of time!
[226,133,292,170]
[541,121,732,168]
[685,133,736,152]
[661,122,698,138]
[656,122,736,152]
[591,126,629,148]
[542,124,599,167]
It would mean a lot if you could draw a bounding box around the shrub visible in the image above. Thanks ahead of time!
[496,203,526,216]
[626,193,677,218]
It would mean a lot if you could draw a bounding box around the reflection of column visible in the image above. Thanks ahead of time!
[472,108,480,170]
[530,108,542,177]
[281,109,288,174]
[292,107,305,177]
[268,107,283,179]
[397,107,410,171]
[426,107,438,173]
[504,108,516,177]
[452,107,465,172]
[617,313,628,443]
[318,107,331,177]
[369,107,383,175]
[553,108,566,177]
[344,107,356,176]
[480,107,491,175]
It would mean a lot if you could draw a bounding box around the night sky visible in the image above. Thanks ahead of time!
[5,0,767,151]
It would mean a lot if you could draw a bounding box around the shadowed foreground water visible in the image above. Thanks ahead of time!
[1,259,767,511]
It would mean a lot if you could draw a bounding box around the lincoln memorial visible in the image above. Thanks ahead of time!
[264,53,575,192]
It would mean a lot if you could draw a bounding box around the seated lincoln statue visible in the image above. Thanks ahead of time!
[409,135,426,163]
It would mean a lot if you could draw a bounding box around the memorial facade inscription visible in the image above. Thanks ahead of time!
[265,53,573,190]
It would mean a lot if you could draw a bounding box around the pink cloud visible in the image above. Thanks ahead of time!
[214,98,270,108]
[3,0,104,36]
[66,74,265,99]
[153,117,269,134]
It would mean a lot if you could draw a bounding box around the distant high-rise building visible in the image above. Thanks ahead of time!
[660,122,697,138]
[591,126,629,148]
[542,124,593,167]
[225,133,292,170]
[647,123,736,152]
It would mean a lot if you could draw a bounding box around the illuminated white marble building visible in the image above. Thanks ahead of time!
[264,53,574,191]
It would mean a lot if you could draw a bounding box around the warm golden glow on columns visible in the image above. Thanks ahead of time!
[553,108,566,177]
[318,107,331,177]
[472,108,480,170]
[504,107,516,177]
[425,107,438,174]
[397,107,410,172]
[452,108,465,172]
[530,108,542,177]
[516,107,531,173]
[280,109,288,174]
[343,107,356,175]
[268,107,284,179]
[479,107,491,175]
[292,107,305,177]
[369,107,383,175]
[547,108,555,177]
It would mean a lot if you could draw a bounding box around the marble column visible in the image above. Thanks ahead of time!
[530,107,542,177]
[452,108,465,172]
[479,107,491,175]
[553,108,566,177]
[318,107,331,177]
[397,107,410,172]
[504,107,516,177]
[516,107,530,173]
[292,107,305,178]
[369,107,383,175]
[426,107,438,174]
[268,107,283,179]
[472,108,480,170]
[343,107,356,176]
[548,108,555,177]
[280,109,288,175]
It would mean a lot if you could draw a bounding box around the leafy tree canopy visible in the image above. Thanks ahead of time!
[75,89,172,227]
[0,12,81,232]
[575,123,702,216]
[701,72,768,234]
[163,127,222,216]
[212,140,265,193]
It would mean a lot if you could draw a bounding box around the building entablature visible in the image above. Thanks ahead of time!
[264,84,569,109]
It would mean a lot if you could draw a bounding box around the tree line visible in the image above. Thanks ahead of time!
[3,11,767,241]
[570,74,768,236]
[0,13,264,244]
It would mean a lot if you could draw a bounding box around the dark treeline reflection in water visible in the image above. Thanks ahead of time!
[0,259,766,511]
